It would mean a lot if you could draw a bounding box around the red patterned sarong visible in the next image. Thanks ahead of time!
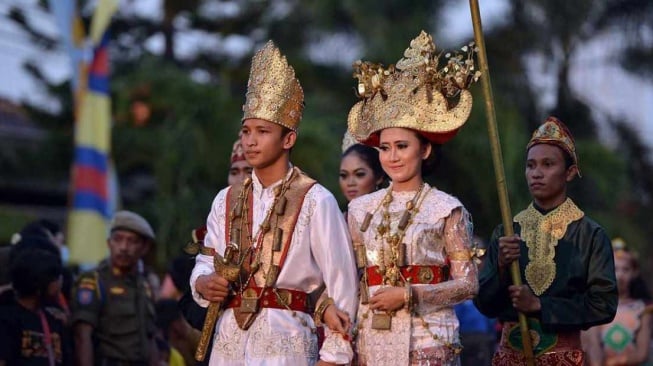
[491,322,585,365]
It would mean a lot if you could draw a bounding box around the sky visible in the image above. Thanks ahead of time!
[0,0,651,151]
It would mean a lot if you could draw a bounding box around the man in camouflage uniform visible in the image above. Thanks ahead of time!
[71,211,157,366]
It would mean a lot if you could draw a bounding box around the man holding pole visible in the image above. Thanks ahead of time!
[190,41,357,366]
[475,116,617,365]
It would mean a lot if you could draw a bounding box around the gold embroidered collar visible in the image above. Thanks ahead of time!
[514,198,584,296]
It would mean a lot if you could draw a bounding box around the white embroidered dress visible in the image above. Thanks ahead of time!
[191,168,358,365]
[348,185,478,366]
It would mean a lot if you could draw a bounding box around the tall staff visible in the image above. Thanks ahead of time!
[468,1,535,365]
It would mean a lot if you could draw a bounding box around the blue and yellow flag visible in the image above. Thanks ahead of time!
[62,0,119,266]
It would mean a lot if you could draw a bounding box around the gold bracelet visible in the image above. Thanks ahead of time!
[314,297,335,326]
[403,284,412,311]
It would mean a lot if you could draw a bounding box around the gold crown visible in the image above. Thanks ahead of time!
[242,41,304,131]
[347,31,480,146]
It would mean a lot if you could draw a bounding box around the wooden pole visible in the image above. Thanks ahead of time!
[468,1,535,364]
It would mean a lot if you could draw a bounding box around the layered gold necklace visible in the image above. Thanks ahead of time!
[226,169,297,293]
[368,182,428,286]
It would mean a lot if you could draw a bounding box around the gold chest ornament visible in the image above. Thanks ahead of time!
[514,198,584,296]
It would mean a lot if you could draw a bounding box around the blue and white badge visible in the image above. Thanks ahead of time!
[77,288,94,305]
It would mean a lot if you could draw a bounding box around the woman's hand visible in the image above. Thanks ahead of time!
[323,305,351,334]
[368,286,407,313]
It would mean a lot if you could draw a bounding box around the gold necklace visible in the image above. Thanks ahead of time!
[227,169,297,294]
[374,182,427,286]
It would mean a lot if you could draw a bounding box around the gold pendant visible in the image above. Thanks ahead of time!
[355,244,367,269]
[397,243,406,267]
[360,279,370,305]
[272,227,283,251]
[275,196,287,215]
[265,265,280,287]
[371,312,392,330]
[240,288,259,313]
[386,266,399,286]
[360,212,373,232]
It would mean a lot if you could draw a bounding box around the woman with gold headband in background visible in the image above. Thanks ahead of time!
[339,132,386,214]
[582,238,652,366]
[346,31,479,365]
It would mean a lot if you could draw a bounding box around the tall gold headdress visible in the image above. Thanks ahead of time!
[348,31,480,146]
[242,41,304,131]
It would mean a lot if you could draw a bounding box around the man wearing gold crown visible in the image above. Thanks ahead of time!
[346,31,479,365]
[190,41,358,366]
[475,116,618,365]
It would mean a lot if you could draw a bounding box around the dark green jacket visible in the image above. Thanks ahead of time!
[475,212,617,332]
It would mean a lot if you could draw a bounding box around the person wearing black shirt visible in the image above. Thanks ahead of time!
[0,238,72,366]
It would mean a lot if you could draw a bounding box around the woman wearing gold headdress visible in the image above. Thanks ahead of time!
[582,239,652,366]
[475,117,618,365]
[347,31,479,365]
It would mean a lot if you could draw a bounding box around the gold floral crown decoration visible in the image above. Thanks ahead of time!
[527,116,580,175]
[230,137,246,163]
[242,41,304,131]
[612,238,641,270]
[347,31,481,146]
[341,130,359,153]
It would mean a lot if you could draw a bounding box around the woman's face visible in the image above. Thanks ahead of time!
[614,254,636,297]
[339,153,380,202]
[378,128,430,191]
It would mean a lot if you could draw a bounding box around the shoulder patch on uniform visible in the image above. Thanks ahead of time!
[79,280,97,290]
[143,281,153,299]
[109,286,126,295]
[77,288,94,305]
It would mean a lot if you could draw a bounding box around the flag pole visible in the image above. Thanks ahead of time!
[468,1,535,364]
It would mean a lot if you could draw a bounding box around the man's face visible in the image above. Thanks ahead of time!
[228,160,253,186]
[107,229,147,271]
[525,144,577,208]
[240,118,295,170]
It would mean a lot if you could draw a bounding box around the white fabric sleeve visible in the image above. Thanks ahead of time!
[190,188,229,308]
[310,191,358,364]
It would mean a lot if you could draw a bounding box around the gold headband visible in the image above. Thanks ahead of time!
[242,41,304,131]
[527,116,579,168]
[347,31,480,146]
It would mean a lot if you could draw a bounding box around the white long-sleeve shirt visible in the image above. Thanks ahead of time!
[191,168,358,365]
